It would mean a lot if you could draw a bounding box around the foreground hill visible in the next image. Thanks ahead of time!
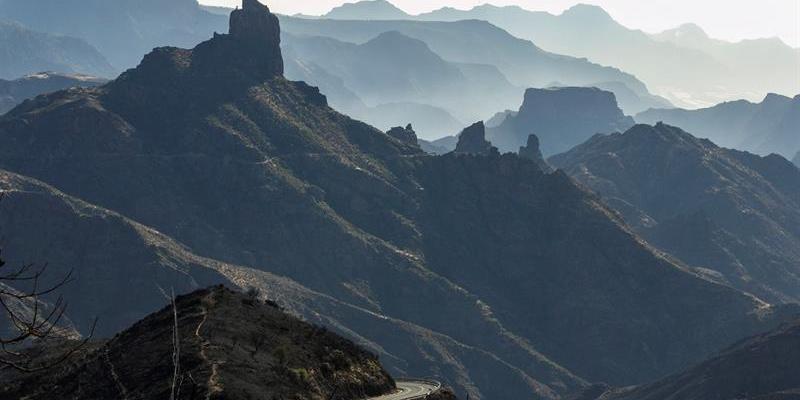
[0,286,396,399]
[550,123,800,303]
[0,72,106,114]
[0,21,115,79]
[637,94,800,159]
[1,1,798,397]
[576,319,800,400]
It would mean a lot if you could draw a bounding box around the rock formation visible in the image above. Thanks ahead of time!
[386,124,419,145]
[488,87,634,155]
[518,134,552,172]
[454,121,495,155]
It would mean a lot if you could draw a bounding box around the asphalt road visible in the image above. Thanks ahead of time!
[369,380,441,400]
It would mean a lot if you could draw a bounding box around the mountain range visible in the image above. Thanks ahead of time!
[637,93,800,159]
[0,20,115,79]
[0,72,106,114]
[550,123,800,304]
[328,0,799,109]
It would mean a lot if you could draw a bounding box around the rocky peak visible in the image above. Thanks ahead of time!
[455,121,495,155]
[519,134,552,172]
[387,123,419,145]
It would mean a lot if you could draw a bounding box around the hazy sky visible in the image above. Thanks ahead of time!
[199,0,800,47]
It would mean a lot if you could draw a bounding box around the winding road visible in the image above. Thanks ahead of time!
[369,380,441,400]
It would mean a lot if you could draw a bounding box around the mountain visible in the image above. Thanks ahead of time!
[794,152,800,167]
[0,286,396,399]
[325,0,410,20]
[282,30,519,131]
[588,81,672,115]
[550,123,800,303]
[0,72,106,114]
[278,15,651,108]
[417,3,800,108]
[0,20,116,79]
[0,0,227,70]
[577,319,800,400]
[1,2,798,398]
[488,87,635,155]
[636,93,800,158]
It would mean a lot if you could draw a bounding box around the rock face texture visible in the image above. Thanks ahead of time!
[518,134,551,172]
[488,87,634,155]
[454,121,494,155]
[636,93,800,159]
[386,124,419,146]
[1,2,798,399]
[578,319,800,400]
[0,72,107,115]
[550,123,800,303]
[0,286,396,400]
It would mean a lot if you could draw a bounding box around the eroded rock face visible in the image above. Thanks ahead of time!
[454,121,494,155]
[519,134,552,172]
[387,124,419,146]
[489,87,634,155]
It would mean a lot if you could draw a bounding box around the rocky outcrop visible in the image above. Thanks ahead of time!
[0,286,395,399]
[550,123,800,303]
[386,124,419,146]
[454,121,495,155]
[488,87,634,155]
[228,0,284,76]
[579,319,800,400]
[518,134,552,172]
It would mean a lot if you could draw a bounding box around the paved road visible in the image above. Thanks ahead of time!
[369,380,441,400]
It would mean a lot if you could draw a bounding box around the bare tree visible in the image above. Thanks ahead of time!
[0,194,95,372]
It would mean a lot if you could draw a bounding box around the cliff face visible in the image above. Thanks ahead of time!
[550,123,800,303]
[454,121,495,155]
[488,87,634,155]
[0,2,797,398]
[0,286,395,399]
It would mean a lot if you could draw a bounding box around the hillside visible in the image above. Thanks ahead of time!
[0,286,396,399]
[550,123,800,303]
[0,2,798,398]
[637,93,800,158]
[577,319,800,400]
[0,21,115,79]
[488,87,634,155]
[0,72,106,114]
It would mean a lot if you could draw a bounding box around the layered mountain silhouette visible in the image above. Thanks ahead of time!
[415,3,800,108]
[0,72,106,114]
[550,123,800,303]
[575,319,800,400]
[489,87,635,155]
[1,2,798,398]
[0,20,115,79]
[637,93,800,158]
[0,286,397,399]
[325,0,409,20]
[0,0,227,69]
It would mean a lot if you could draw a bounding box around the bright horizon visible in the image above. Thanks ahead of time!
[199,0,800,48]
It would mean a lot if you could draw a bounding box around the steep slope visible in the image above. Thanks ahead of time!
[0,20,115,79]
[418,3,799,108]
[578,319,800,400]
[0,286,396,399]
[637,93,800,158]
[550,123,800,303]
[488,87,634,155]
[0,1,798,397]
[278,15,650,104]
[325,0,410,20]
[0,72,106,114]
[0,0,227,69]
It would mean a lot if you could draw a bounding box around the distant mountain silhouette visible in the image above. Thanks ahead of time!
[577,319,800,400]
[1,2,798,398]
[0,72,106,114]
[637,93,800,158]
[325,0,410,20]
[488,87,635,155]
[0,20,115,79]
[0,0,227,69]
[417,3,800,108]
[551,123,800,303]
[794,152,800,167]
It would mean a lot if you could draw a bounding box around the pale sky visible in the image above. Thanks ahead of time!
[200,0,800,48]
